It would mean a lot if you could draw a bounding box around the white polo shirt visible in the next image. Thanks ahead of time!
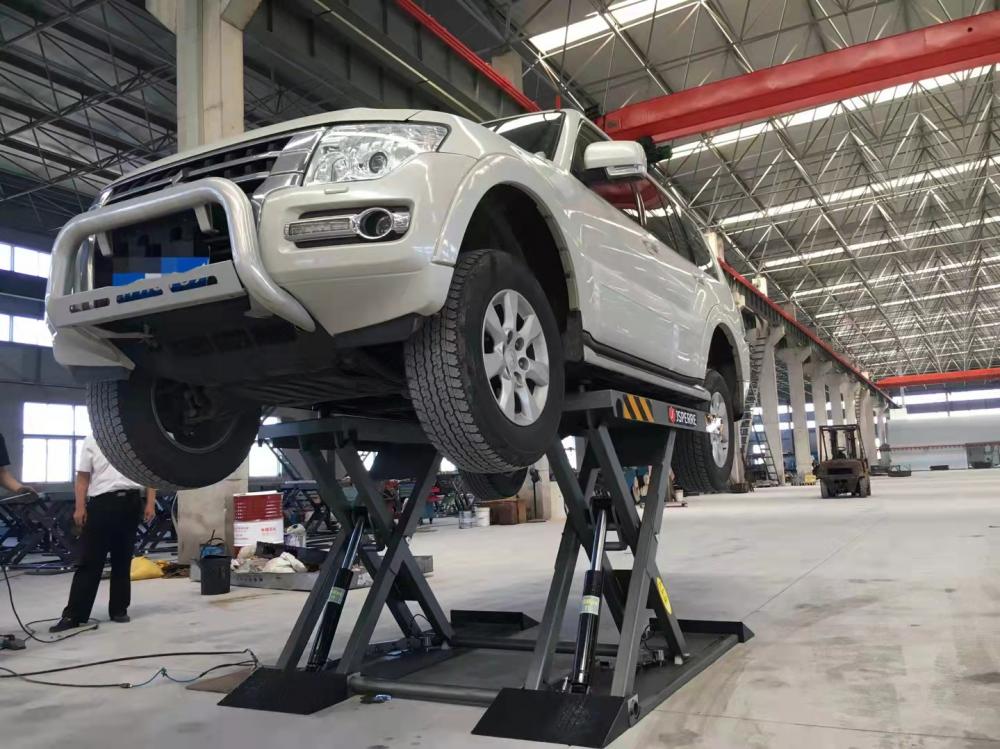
[77,435,142,497]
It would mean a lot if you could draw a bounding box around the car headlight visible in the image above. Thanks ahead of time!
[304,123,448,184]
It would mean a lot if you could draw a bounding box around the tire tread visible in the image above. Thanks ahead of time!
[87,380,180,490]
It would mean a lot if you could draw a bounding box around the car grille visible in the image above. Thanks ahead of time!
[104,133,298,205]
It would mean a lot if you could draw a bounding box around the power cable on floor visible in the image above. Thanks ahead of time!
[2,561,260,689]
[0,651,260,689]
[2,562,99,642]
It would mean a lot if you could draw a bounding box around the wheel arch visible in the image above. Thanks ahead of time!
[708,323,746,415]
[437,155,580,341]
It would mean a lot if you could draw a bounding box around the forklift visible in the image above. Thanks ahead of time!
[815,425,871,498]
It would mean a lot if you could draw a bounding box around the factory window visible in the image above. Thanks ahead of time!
[248,417,282,477]
[0,315,52,347]
[21,403,90,483]
[0,243,51,278]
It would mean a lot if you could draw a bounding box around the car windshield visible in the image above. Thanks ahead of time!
[483,112,564,160]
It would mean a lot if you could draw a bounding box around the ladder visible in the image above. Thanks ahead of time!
[739,335,781,485]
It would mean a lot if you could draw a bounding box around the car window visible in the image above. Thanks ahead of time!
[571,122,608,177]
[590,181,640,222]
[635,178,704,265]
[483,112,564,160]
[570,123,641,221]
[683,215,716,271]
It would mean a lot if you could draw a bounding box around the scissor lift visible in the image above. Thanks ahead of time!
[221,389,752,748]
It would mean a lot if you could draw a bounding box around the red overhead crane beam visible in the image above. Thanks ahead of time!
[876,368,1000,389]
[599,11,1000,143]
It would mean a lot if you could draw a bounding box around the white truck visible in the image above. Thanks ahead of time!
[46,108,749,494]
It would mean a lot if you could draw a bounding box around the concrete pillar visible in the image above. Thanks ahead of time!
[148,0,260,560]
[491,49,523,92]
[755,323,786,485]
[829,375,846,425]
[516,457,552,521]
[176,458,248,562]
[876,406,887,447]
[148,0,261,150]
[857,389,877,463]
[808,360,833,433]
[842,378,858,425]
[778,347,812,481]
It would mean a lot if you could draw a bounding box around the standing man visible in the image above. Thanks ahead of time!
[0,430,33,495]
[49,435,156,632]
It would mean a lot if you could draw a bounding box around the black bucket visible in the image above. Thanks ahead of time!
[200,554,231,596]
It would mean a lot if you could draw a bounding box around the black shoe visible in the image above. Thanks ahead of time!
[49,618,82,633]
[110,614,130,623]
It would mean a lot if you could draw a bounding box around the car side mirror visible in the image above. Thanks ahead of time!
[583,140,647,178]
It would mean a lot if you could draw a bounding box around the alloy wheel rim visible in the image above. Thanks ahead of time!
[481,288,550,426]
[150,380,239,455]
[707,391,730,467]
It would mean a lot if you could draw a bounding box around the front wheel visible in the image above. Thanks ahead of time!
[459,469,528,501]
[87,372,261,490]
[405,249,565,473]
[672,369,736,493]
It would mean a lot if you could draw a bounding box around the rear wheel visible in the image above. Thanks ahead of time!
[405,249,565,473]
[459,469,528,501]
[673,369,736,493]
[820,481,831,498]
[87,372,261,490]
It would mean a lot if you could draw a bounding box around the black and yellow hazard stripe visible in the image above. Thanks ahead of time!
[619,393,655,422]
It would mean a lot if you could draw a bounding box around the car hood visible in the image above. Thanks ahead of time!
[105,108,428,188]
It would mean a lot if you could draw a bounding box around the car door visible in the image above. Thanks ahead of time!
[632,178,711,378]
[566,123,678,372]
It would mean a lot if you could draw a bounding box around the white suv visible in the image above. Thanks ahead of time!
[46,108,749,494]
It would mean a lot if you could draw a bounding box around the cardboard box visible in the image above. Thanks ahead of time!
[482,498,522,525]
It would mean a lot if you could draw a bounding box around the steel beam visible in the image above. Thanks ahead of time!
[599,11,1000,143]
[876,368,1000,388]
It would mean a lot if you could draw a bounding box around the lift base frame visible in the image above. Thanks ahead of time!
[220,391,752,747]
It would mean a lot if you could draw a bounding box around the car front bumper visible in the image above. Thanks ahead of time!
[47,152,477,372]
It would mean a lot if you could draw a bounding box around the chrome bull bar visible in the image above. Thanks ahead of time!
[45,176,315,332]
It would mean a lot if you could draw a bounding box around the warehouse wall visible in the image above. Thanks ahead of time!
[888,410,1000,470]
[0,342,84,490]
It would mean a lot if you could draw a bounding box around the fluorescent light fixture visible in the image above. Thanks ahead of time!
[764,215,1000,270]
[529,0,691,55]
[727,156,993,229]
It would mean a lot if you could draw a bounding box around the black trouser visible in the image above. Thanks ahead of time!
[63,490,142,622]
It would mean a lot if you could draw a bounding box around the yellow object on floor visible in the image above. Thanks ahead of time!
[804,473,817,485]
[130,555,164,580]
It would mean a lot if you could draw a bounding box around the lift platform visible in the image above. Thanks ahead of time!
[221,389,752,747]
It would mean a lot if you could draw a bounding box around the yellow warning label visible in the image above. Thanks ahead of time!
[655,577,672,615]
[329,587,346,605]
[581,594,601,616]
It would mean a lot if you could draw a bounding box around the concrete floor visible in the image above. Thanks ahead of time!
[2,470,999,748]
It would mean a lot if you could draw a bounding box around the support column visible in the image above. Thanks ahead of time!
[778,347,812,482]
[148,0,261,150]
[147,0,260,562]
[876,406,888,449]
[755,323,786,485]
[842,378,858,425]
[491,50,523,92]
[808,360,832,433]
[829,375,846,426]
[857,389,877,463]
